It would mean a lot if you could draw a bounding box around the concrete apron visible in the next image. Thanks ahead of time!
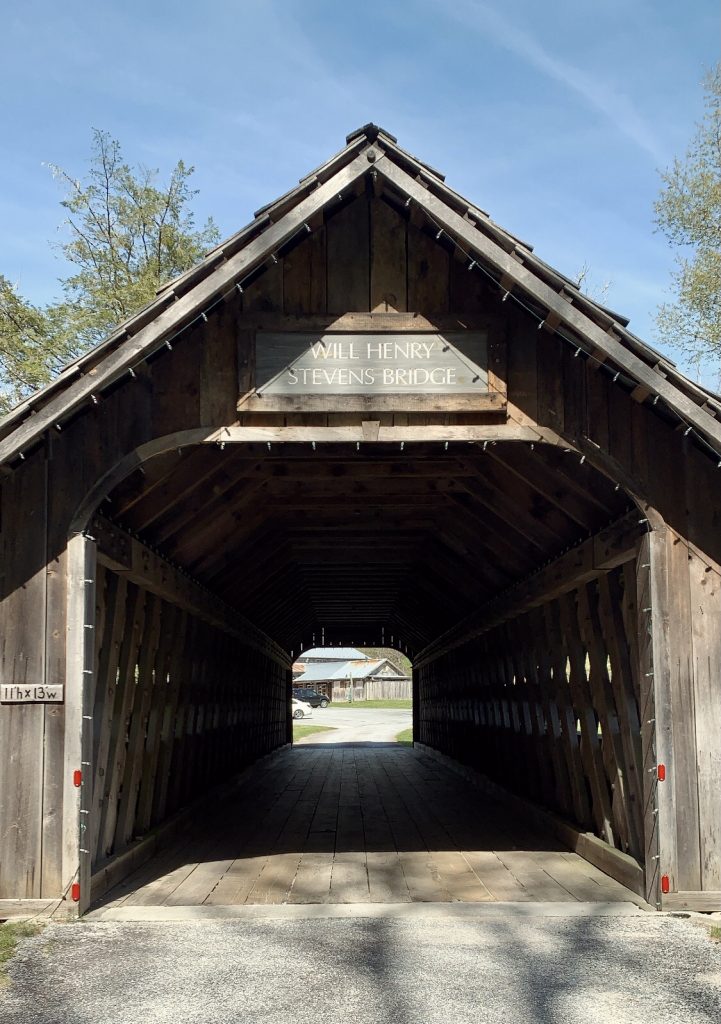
[87,900,645,922]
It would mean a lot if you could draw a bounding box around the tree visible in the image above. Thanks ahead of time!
[358,648,412,675]
[0,130,220,412]
[574,261,613,307]
[0,276,71,409]
[654,64,721,379]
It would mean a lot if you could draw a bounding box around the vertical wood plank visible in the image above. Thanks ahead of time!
[536,330,565,435]
[543,600,592,828]
[116,594,162,848]
[62,533,96,913]
[597,569,644,856]
[665,531,702,890]
[135,602,177,834]
[283,225,327,314]
[150,324,202,436]
[90,574,128,862]
[243,261,284,313]
[370,197,407,311]
[98,583,147,859]
[688,553,721,889]
[505,308,538,423]
[636,536,659,905]
[449,248,496,313]
[407,222,449,313]
[199,301,240,426]
[152,610,192,825]
[0,458,47,898]
[326,196,370,313]
[559,591,615,846]
[41,474,69,898]
[576,581,638,856]
[647,529,680,893]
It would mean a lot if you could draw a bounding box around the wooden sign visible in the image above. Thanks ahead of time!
[244,330,504,413]
[1,683,64,703]
[256,331,488,394]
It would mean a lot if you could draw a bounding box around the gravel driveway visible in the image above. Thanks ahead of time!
[2,910,720,1023]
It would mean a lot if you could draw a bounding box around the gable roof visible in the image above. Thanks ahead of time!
[299,647,370,661]
[2,122,720,467]
[295,658,408,682]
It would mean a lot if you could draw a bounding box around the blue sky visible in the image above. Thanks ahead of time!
[1,0,717,379]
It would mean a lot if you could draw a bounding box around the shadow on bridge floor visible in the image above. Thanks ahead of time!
[93,746,642,911]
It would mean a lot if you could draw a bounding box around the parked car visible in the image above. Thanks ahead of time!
[291,698,313,720]
[292,687,330,708]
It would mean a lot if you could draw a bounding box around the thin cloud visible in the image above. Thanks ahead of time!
[432,0,666,164]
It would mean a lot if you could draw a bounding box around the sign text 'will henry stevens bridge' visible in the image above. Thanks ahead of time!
[254,331,490,396]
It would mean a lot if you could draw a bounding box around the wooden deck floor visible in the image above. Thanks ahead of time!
[95,746,643,909]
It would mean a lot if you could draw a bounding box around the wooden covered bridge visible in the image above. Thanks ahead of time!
[1,125,719,916]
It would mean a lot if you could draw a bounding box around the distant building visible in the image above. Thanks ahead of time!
[293,648,410,701]
[296,647,370,664]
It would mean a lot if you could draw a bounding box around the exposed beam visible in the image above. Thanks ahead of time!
[455,455,579,545]
[93,516,290,667]
[479,446,612,527]
[415,510,645,667]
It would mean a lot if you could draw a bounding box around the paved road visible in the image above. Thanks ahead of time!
[3,908,720,1023]
[294,705,412,744]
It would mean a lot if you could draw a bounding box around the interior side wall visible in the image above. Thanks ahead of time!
[89,565,290,875]
[416,560,644,865]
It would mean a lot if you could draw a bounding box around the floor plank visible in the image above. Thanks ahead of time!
[96,746,642,908]
[288,852,334,903]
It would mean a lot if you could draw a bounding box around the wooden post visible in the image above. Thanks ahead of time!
[62,532,96,916]
[637,535,659,905]
[644,528,684,904]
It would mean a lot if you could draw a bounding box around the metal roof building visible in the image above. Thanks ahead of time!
[297,647,370,662]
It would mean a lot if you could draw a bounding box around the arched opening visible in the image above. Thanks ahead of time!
[291,644,412,744]
[80,438,651,913]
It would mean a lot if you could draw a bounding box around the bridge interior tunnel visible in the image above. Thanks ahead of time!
[88,439,647,909]
[100,440,631,655]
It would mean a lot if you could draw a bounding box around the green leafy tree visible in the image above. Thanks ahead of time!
[0,276,72,410]
[0,130,220,412]
[655,64,721,378]
[49,130,220,347]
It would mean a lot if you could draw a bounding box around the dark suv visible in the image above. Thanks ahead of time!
[292,687,330,708]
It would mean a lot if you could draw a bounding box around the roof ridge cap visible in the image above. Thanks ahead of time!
[346,122,398,145]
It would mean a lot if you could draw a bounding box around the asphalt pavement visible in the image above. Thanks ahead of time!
[294,704,412,744]
[2,909,720,1023]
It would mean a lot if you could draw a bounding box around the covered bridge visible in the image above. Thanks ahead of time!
[1,125,720,916]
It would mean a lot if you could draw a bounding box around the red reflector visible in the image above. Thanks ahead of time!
[657,764,666,782]
[71,883,81,902]
[73,770,82,787]
[661,874,670,894]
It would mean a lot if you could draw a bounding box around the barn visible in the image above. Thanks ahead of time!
[1,124,719,916]
[294,647,411,701]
